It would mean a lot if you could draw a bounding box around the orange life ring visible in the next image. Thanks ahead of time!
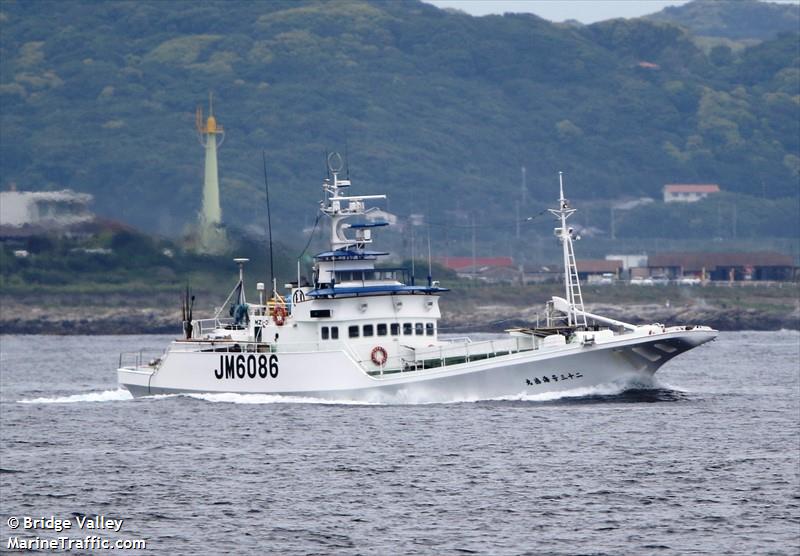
[371,346,388,366]
[274,306,287,326]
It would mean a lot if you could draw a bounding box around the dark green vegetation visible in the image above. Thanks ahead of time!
[1,0,798,262]
[647,0,799,41]
[0,229,296,296]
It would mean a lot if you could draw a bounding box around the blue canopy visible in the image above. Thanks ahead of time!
[306,284,449,298]
[314,249,389,260]
[347,222,390,229]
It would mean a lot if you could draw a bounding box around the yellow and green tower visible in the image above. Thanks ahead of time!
[195,93,227,254]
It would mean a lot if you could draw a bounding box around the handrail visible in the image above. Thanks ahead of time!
[359,336,533,376]
[118,349,166,370]
[441,336,472,344]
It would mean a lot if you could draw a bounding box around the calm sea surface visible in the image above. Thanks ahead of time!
[1,331,798,555]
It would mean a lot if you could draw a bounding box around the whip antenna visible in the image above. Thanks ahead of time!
[262,151,275,296]
[427,225,433,287]
[345,141,350,180]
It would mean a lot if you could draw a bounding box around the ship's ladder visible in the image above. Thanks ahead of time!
[566,239,587,328]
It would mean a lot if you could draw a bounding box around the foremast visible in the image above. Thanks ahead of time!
[548,172,587,328]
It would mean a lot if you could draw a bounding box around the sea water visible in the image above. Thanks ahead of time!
[1,331,798,555]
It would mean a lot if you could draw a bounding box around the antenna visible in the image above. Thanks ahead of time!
[262,151,275,297]
[427,225,433,287]
[521,165,527,206]
[345,141,350,180]
[410,221,416,286]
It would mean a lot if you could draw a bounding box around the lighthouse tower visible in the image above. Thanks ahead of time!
[195,93,227,254]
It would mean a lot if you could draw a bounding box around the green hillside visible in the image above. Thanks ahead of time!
[647,0,800,41]
[1,0,798,257]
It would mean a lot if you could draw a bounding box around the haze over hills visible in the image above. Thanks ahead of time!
[646,0,800,42]
[0,0,798,258]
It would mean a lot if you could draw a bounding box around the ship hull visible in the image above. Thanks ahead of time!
[118,328,716,403]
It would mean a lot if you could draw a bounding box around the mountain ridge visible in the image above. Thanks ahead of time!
[0,0,797,248]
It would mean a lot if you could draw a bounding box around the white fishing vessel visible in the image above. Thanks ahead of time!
[118,159,717,402]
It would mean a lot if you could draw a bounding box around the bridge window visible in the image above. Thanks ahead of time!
[321,326,329,340]
[348,325,359,338]
[426,323,434,336]
[415,322,424,335]
[390,323,400,336]
[363,324,374,337]
[377,323,387,336]
[403,323,412,335]
[331,326,339,340]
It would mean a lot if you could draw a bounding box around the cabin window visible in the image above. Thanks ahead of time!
[363,324,374,337]
[321,326,329,340]
[403,323,412,335]
[390,323,400,336]
[377,323,387,336]
[310,309,331,318]
[331,326,339,340]
[426,323,434,336]
[415,322,424,335]
[348,325,359,338]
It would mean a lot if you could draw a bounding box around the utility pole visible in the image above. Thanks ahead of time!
[610,206,616,240]
[521,166,527,206]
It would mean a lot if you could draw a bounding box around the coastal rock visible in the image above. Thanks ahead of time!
[1,294,797,335]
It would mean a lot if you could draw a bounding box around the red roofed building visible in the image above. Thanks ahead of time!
[663,184,720,203]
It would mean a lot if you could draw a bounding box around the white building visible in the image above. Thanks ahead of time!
[0,189,93,227]
[605,254,648,270]
[663,184,720,203]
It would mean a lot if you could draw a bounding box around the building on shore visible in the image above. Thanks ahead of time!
[663,184,720,203]
[437,256,514,281]
[648,252,795,282]
[0,189,93,230]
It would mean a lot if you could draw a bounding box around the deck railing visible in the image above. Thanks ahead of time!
[193,317,239,337]
[365,336,535,377]
[118,350,166,370]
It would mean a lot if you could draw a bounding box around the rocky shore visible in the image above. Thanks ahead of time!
[1,293,797,335]
[441,302,799,333]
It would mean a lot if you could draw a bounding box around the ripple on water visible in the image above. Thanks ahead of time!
[0,331,798,555]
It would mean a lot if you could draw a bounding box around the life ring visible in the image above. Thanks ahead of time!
[371,346,388,366]
[274,306,287,326]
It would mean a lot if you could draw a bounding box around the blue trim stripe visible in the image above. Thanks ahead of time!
[307,284,449,297]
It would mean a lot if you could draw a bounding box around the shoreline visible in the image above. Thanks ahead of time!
[1,302,797,335]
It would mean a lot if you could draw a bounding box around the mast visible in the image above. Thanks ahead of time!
[548,172,587,328]
[320,152,385,252]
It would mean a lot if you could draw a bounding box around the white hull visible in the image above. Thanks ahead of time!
[116,163,718,403]
[118,328,715,403]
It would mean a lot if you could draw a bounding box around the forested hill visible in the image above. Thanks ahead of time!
[1,0,798,241]
[647,0,800,41]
